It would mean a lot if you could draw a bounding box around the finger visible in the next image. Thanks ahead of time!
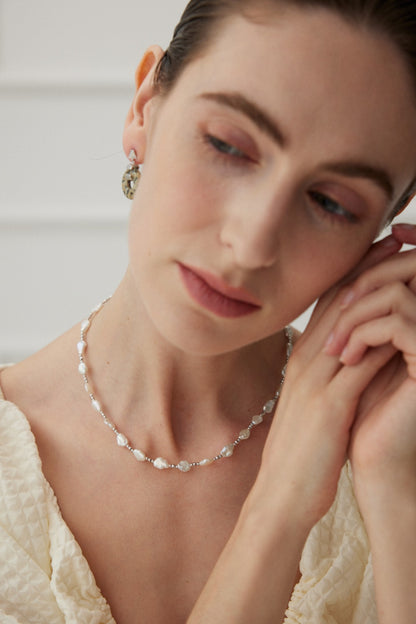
[324,282,416,356]
[391,222,416,246]
[340,247,416,309]
[305,235,402,334]
[330,343,398,410]
[339,315,416,379]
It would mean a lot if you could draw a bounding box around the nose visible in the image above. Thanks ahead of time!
[219,186,290,270]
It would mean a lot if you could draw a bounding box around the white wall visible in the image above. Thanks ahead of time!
[1,0,415,361]
[0,0,185,362]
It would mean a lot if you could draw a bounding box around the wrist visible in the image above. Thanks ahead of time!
[240,474,313,544]
[354,473,416,531]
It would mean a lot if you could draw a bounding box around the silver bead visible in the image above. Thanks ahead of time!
[177,460,191,472]
[154,457,169,470]
[221,444,234,458]
[117,433,128,447]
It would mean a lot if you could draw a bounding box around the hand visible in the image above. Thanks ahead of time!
[323,223,416,507]
[255,234,404,530]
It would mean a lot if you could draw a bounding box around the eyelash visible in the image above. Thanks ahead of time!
[204,134,358,225]
[204,134,254,164]
[308,190,357,224]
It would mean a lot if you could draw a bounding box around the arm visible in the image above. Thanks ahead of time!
[188,490,309,624]
[358,487,416,623]
[188,235,405,623]
[324,222,416,623]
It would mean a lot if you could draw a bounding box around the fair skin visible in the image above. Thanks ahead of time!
[1,6,416,624]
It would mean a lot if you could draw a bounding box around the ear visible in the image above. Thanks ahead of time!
[122,45,165,163]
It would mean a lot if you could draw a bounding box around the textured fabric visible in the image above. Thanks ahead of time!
[0,389,377,623]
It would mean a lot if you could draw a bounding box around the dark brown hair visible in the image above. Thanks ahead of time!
[154,0,416,213]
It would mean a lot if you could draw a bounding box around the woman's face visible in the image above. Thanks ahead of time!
[124,7,416,356]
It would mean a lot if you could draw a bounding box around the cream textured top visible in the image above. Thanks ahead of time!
[0,389,378,623]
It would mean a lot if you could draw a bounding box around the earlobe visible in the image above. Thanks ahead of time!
[122,45,165,162]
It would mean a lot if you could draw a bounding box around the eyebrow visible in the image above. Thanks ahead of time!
[199,90,396,201]
[322,161,394,201]
[199,91,287,147]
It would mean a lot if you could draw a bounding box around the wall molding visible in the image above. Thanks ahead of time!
[0,72,134,93]
[0,207,128,227]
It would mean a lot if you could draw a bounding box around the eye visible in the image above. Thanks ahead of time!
[308,190,357,224]
[205,135,249,160]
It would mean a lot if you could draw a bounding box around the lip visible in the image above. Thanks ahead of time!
[178,263,261,318]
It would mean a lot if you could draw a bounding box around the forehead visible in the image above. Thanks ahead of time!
[168,7,416,196]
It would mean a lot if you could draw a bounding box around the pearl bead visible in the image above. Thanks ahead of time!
[91,399,101,412]
[252,414,263,426]
[117,433,128,447]
[178,460,191,472]
[221,444,234,458]
[264,400,276,414]
[81,320,90,332]
[199,458,214,466]
[77,340,87,355]
[239,428,251,440]
[154,457,169,470]
[133,449,146,462]
[78,362,87,375]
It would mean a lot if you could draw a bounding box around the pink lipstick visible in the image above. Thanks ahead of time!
[178,263,261,318]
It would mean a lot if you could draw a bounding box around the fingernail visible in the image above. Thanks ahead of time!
[340,289,355,309]
[340,344,350,364]
[381,234,402,246]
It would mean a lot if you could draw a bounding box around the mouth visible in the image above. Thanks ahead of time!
[178,263,261,318]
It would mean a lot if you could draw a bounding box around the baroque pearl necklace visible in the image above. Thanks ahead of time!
[78,298,293,473]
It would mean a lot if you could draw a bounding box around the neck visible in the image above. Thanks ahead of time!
[78,275,289,461]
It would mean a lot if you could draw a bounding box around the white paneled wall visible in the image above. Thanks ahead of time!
[0,0,185,362]
[1,1,416,361]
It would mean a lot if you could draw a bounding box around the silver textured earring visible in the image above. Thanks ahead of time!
[122,149,141,199]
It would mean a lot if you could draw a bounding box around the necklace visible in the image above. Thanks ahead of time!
[78,298,293,473]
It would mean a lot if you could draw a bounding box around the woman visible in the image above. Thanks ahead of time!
[1,0,416,622]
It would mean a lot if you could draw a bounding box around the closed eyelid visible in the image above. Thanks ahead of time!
[199,91,287,148]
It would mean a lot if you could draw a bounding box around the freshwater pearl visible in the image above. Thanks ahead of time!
[92,399,101,412]
[81,320,90,332]
[133,449,146,462]
[264,400,276,414]
[239,429,251,440]
[154,457,169,470]
[199,458,214,466]
[178,461,191,472]
[117,433,128,447]
[78,362,87,375]
[252,414,263,426]
[221,444,234,458]
[77,340,86,355]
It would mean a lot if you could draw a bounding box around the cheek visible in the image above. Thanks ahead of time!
[282,233,373,310]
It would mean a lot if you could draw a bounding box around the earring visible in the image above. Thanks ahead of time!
[122,149,141,199]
